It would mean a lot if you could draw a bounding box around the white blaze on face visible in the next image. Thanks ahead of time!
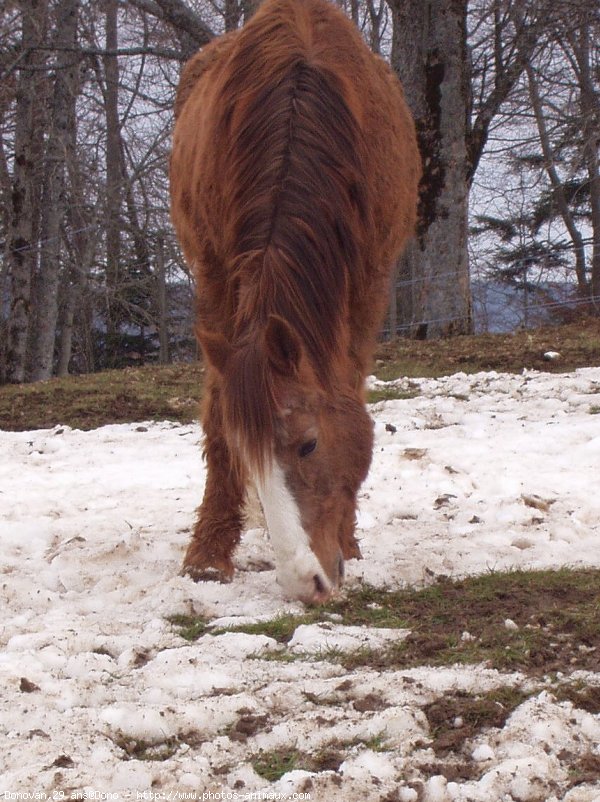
[254,459,331,602]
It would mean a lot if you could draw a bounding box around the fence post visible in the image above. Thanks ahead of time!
[388,260,398,340]
[523,259,529,329]
[156,234,170,364]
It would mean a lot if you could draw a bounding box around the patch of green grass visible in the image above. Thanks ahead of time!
[327,568,600,673]
[590,405,600,414]
[252,748,302,781]
[166,613,210,641]
[337,624,560,673]
[361,735,389,752]
[168,569,600,677]
[372,317,600,382]
[248,649,299,663]
[214,612,321,643]
[0,363,204,431]
[197,582,415,643]
[367,386,420,404]
[251,736,388,781]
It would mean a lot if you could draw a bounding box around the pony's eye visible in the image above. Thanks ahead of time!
[298,438,317,458]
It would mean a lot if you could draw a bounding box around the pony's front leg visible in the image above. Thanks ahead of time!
[338,492,362,561]
[183,376,246,582]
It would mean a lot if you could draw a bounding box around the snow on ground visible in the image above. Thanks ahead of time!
[1,367,600,800]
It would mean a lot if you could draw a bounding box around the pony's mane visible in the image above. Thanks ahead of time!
[215,4,370,387]
[222,337,279,477]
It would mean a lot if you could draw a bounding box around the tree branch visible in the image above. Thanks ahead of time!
[128,0,215,58]
[466,2,552,183]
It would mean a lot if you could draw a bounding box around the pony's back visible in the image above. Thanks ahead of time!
[171,0,420,374]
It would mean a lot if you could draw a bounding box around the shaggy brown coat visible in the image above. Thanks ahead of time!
[170,0,420,600]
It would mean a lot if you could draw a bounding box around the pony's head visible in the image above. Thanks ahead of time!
[200,315,373,603]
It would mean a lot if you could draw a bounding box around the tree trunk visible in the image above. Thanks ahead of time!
[28,0,80,381]
[242,0,260,23]
[5,0,48,382]
[390,0,472,337]
[56,58,102,377]
[104,0,122,366]
[366,0,385,54]
[0,132,12,379]
[56,273,76,377]
[224,0,241,31]
[57,206,97,378]
[571,15,600,306]
[119,140,152,281]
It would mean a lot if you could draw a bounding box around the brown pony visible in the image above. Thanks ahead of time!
[170,0,420,603]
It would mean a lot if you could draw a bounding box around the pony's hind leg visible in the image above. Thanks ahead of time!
[183,375,245,581]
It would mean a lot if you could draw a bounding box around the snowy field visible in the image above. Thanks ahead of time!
[1,367,600,800]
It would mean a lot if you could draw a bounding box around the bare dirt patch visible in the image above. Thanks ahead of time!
[567,752,600,789]
[423,687,529,756]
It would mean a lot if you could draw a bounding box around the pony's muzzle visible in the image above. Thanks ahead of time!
[307,573,332,604]
[306,549,344,605]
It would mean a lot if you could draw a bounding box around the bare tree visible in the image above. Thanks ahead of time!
[27,0,80,381]
[129,0,213,58]
[388,0,557,337]
[389,0,471,337]
[2,0,597,385]
[4,0,48,382]
[474,0,599,307]
[568,4,600,302]
[56,134,101,377]
[103,0,122,365]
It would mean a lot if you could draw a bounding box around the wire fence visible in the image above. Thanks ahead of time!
[386,243,598,336]
[3,221,598,351]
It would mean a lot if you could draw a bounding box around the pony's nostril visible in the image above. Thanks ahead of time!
[313,573,326,596]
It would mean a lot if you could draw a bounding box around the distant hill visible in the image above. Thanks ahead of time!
[471,280,580,333]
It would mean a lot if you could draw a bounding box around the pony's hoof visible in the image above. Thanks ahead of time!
[182,538,235,583]
[181,564,233,583]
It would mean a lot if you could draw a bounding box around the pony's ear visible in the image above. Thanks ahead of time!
[197,329,231,375]
[264,315,302,376]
